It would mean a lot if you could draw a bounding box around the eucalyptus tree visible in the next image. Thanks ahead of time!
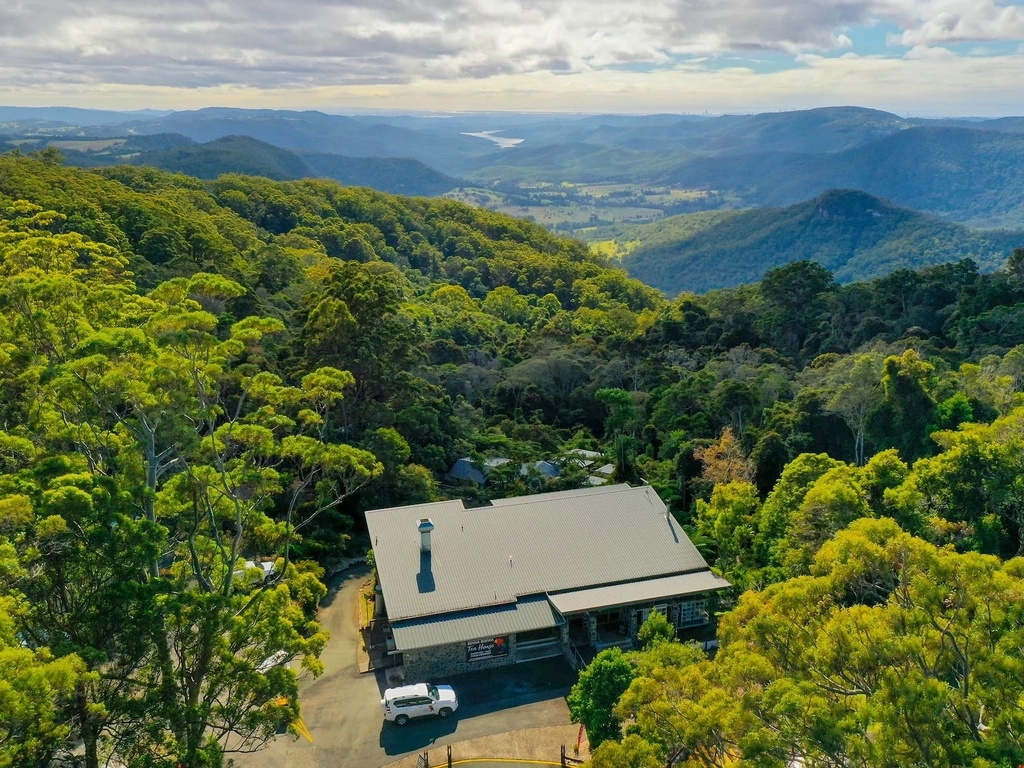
[0,201,382,767]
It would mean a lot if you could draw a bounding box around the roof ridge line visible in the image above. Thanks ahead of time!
[483,483,637,507]
[545,567,710,596]
[390,598,524,623]
[365,498,466,515]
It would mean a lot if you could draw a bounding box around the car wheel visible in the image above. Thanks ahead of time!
[395,714,409,726]
[437,707,452,719]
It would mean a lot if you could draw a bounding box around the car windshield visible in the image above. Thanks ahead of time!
[427,684,439,699]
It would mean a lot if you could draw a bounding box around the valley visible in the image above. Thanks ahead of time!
[445,182,722,231]
[3,103,1024,768]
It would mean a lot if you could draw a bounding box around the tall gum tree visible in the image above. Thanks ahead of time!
[0,203,382,767]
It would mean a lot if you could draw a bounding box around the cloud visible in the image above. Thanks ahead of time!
[0,0,1020,88]
[0,0,1021,111]
[896,0,1024,45]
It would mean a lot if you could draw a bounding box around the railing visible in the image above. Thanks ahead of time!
[561,744,585,765]
[567,640,588,670]
[414,743,581,767]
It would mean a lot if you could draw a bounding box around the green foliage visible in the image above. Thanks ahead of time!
[694,481,761,586]
[636,609,676,650]
[0,594,84,768]
[587,735,663,768]
[567,648,635,748]
[123,135,313,181]
[5,151,1024,766]
[618,190,1022,295]
[869,349,938,463]
[301,152,461,197]
[603,518,1024,768]
[0,193,383,767]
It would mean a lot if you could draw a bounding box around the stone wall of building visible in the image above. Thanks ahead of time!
[559,622,579,669]
[403,634,520,680]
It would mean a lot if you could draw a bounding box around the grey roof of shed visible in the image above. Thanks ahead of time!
[390,595,560,651]
[447,457,510,484]
[366,484,714,621]
[548,571,732,615]
[520,460,560,478]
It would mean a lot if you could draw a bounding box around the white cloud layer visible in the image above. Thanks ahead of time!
[0,0,1021,111]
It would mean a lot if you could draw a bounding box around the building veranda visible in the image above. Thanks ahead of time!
[365,484,731,681]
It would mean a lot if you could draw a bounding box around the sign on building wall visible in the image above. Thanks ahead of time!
[466,636,509,661]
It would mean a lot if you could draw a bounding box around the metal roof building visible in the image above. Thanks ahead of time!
[365,484,730,681]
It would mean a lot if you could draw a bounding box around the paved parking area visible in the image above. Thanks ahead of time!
[233,566,577,768]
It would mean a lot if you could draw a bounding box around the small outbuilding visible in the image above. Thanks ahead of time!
[366,484,730,681]
[520,460,560,479]
[446,456,511,485]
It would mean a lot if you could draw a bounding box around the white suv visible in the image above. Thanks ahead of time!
[381,683,459,725]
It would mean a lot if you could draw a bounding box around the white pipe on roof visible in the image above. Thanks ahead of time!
[418,518,434,553]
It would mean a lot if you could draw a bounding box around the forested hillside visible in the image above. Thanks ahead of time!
[117,107,491,174]
[22,134,462,197]
[5,151,1024,767]
[126,134,314,180]
[9,105,1024,231]
[601,189,1022,293]
[299,152,461,197]
[668,127,1024,228]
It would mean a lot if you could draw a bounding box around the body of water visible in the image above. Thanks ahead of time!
[460,130,524,149]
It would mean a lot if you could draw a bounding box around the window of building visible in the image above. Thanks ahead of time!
[517,627,558,644]
[676,599,708,628]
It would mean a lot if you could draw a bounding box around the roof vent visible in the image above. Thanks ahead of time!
[418,518,435,553]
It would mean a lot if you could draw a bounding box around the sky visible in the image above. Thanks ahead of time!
[1,0,1023,115]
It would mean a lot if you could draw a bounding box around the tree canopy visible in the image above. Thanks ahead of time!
[2,151,1024,766]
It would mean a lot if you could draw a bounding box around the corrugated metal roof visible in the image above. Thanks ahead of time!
[366,485,714,621]
[390,596,560,651]
[566,449,603,459]
[487,483,631,506]
[519,460,560,478]
[548,571,732,615]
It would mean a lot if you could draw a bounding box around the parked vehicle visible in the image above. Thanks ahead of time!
[380,683,459,725]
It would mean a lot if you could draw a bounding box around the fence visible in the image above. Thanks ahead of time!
[414,744,451,768]
[410,743,585,767]
[561,744,585,765]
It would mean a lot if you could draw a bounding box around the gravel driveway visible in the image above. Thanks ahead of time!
[233,565,576,768]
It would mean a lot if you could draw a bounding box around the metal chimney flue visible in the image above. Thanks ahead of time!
[418,518,435,553]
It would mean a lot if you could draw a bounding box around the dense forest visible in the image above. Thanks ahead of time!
[592,188,1023,293]
[0,134,462,198]
[4,149,1024,767]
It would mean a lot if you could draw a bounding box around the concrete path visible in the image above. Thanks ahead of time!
[233,566,577,768]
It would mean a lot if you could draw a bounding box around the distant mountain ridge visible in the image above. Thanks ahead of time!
[298,152,460,197]
[611,189,1023,294]
[0,106,172,127]
[6,104,1024,229]
[667,126,1024,229]
[50,134,462,197]
[110,108,494,174]
[133,135,313,180]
